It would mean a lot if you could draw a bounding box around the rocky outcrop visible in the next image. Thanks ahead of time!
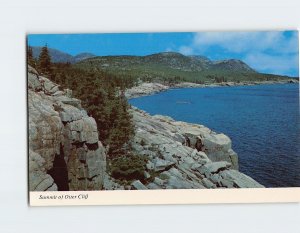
[125,82,169,98]
[28,65,265,192]
[129,107,264,189]
[28,66,106,191]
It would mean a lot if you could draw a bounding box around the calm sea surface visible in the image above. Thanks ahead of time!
[129,84,300,187]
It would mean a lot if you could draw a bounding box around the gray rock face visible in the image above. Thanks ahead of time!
[132,180,148,190]
[131,107,264,189]
[64,116,99,144]
[202,178,216,188]
[219,170,264,188]
[103,175,124,190]
[29,149,58,191]
[153,158,176,172]
[184,129,239,170]
[28,66,106,191]
[125,82,169,98]
[28,72,42,91]
[198,161,231,176]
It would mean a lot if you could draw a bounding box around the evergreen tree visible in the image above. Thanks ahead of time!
[38,45,52,75]
[46,64,135,158]
[108,96,134,157]
[27,46,35,67]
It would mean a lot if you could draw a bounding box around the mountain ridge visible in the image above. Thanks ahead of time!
[31,46,296,83]
[75,51,294,83]
[80,51,256,73]
[31,46,96,63]
[31,46,256,73]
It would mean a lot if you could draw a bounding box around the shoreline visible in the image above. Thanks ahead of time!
[125,79,299,99]
[124,107,265,189]
[126,79,299,188]
[28,65,294,190]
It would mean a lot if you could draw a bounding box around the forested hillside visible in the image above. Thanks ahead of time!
[75,52,294,84]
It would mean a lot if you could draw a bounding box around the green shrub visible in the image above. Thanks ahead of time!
[159,173,169,180]
[110,154,147,181]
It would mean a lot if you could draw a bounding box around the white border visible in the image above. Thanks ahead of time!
[30,188,300,206]
[1,0,300,232]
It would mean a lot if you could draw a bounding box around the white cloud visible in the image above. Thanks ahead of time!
[177,31,299,76]
[244,52,299,76]
[192,31,298,54]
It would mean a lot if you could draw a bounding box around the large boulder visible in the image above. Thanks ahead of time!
[183,129,239,169]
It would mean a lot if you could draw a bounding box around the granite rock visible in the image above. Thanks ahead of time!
[130,107,263,189]
[28,66,106,191]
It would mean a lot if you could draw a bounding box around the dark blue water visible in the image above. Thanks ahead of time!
[129,84,300,187]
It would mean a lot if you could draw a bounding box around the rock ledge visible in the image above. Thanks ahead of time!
[129,107,264,189]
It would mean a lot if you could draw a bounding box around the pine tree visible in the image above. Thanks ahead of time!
[27,46,35,67]
[38,45,52,75]
[107,96,134,157]
[46,64,135,158]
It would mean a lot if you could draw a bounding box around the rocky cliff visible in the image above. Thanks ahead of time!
[128,107,264,189]
[28,65,263,191]
[28,66,106,191]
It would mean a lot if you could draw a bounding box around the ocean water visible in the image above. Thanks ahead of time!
[129,84,300,187]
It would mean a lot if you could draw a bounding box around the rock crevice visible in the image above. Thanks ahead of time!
[28,66,106,191]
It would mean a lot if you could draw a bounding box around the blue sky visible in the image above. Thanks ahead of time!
[28,31,299,77]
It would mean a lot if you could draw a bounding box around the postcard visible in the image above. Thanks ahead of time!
[27,31,300,206]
